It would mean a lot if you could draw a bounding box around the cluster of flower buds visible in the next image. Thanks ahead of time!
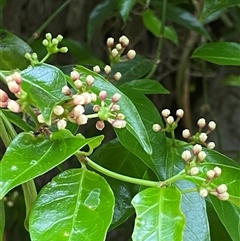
[37,69,126,131]
[182,118,216,149]
[92,64,122,81]
[199,166,229,201]
[152,109,184,133]
[181,144,207,176]
[0,72,26,113]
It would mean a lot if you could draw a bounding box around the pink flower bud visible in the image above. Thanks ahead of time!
[213,166,222,177]
[73,105,85,117]
[12,72,22,84]
[199,188,208,198]
[53,105,64,116]
[198,151,207,161]
[7,100,20,113]
[161,109,170,118]
[208,121,216,131]
[0,101,8,108]
[106,37,114,47]
[74,79,83,89]
[189,167,199,175]
[197,118,206,128]
[199,133,208,142]
[111,48,118,58]
[166,116,174,125]
[217,192,229,201]
[111,104,120,111]
[181,150,192,162]
[119,35,129,47]
[216,184,228,194]
[127,50,136,60]
[57,119,67,130]
[112,93,121,103]
[8,81,20,94]
[207,142,215,149]
[76,114,88,125]
[99,90,107,101]
[206,170,215,179]
[112,119,126,128]
[96,120,105,130]
[182,129,191,138]
[104,65,111,75]
[70,70,80,81]
[0,89,9,102]
[37,114,45,123]
[152,124,162,132]
[62,85,71,95]
[6,75,13,83]
[176,109,184,118]
[73,94,85,105]
[113,72,122,81]
[93,65,101,73]
[192,144,202,155]
[86,75,94,86]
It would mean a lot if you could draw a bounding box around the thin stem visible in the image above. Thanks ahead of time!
[145,0,167,79]
[181,188,198,194]
[164,170,187,186]
[40,53,51,63]
[28,0,72,44]
[0,200,5,241]
[171,130,176,146]
[84,156,162,187]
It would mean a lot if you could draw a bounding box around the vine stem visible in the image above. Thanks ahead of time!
[145,0,167,79]
[28,0,72,44]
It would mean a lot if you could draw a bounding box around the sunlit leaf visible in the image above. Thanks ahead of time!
[29,169,114,241]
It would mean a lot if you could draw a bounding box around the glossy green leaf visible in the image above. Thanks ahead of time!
[87,0,117,42]
[29,168,114,241]
[115,89,168,179]
[222,75,240,87]
[75,65,152,155]
[0,130,104,198]
[200,0,240,22]
[142,9,178,45]
[0,200,4,241]
[131,186,185,241]
[191,42,240,66]
[0,29,32,70]
[21,63,68,125]
[111,55,153,85]
[91,138,148,229]
[118,0,136,24]
[151,1,210,38]
[120,79,169,94]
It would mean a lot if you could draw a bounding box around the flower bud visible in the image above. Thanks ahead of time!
[45,33,52,40]
[7,100,20,113]
[207,142,215,149]
[0,101,8,108]
[37,114,45,123]
[81,92,92,105]
[73,105,85,117]
[112,93,121,103]
[56,34,63,42]
[181,150,192,162]
[93,65,101,73]
[111,48,118,58]
[199,188,208,198]
[74,79,83,89]
[90,93,97,102]
[206,170,215,180]
[59,47,68,53]
[112,119,126,128]
[73,94,85,105]
[197,118,206,128]
[99,91,107,101]
[96,120,105,130]
[189,167,199,175]
[208,121,216,131]
[199,133,208,142]
[104,65,111,75]
[152,124,162,132]
[52,38,59,45]
[176,109,184,118]
[76,114,88,125]
[86,75,94,86]
[217,192,229,201]
[42,39,48,46]
[0,89,9,102]
[216,184,228,194]
[161,109,170,118]
[53,105,64,116]
[111,104,120,111]
[113,72,122,81]
[192,144,202,155]
[213,166,222,177]
[70,70,80,81]
[106,37,114,47]
[127,50,136,60]
[8,81,20,94]
[166,116,174,125]
[182,129,191,138]
[12,72,22,84]
[117,113,125,120]
[57,119,67,130]
[119,35,129,47]
[116,43,122,51]
[62,85,71,95]
[198,151,207,161]
[93,105,100,112]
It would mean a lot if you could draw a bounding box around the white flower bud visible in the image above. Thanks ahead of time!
[86,75,94,86]
[104,65,111,75]
[117,113,125,120]
[216,184,228,194]
[111,48,118,58]
[181,150,192,162]
[90,93,97,102]
[53,105,64,116]
[37,114,45,123]
[111,104,120,111]
[206,170,215,179]
[8,81,20,94]
[73,94,85,105]
[208,121,216,131]
[42,39,48,46]
[192,144,202,155]
[74,79,83,89]
[112,119,126,128]
[56,34,63,42]
[57,119,67,130]
[52,38,59,45]
[113,72,122,81]
[207,142,215,149]
[166,116,174,125]
[161,109,170,118]
[119,35,129,47]
[182,129,191,138]
[176,109,184,118]
[116,43,122,51]
[59,47,68,53]
[112,93,121,103]
[106,37,114,47]
[198,151,207,161]
[197,118,206,128]
[12,72,22,84]
[70,70,80,81]
[199,133,208,142]
[62,85,71,95]
[217,192,229,201]
[93,105,100,112]
[7,100,20,113]
[152,124,162,132]
[76,114,88,125]
[189,167,199,175]
[81,92,92,105]
[199,188,208,198]
[127,50,136,60]
[73,105,85,117]
[213,166,222,177]
[93,65,101,73]
[45,33,52,40]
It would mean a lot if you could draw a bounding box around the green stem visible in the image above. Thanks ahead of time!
[181,188,198,194]
[145,0,167,79]
[40,53,51,63]
[85,157,162,187]
[164,169,187,185]
[0,200,5,241]
[171,130,176,146]
[28,0,72,44]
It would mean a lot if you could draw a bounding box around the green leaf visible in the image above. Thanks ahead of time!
[131,186,185,241]
[111,55,153,85]
[151,1,210,38]
[142,9,178,45]
[0,0,7,9]
[91,138,148,229]
[0,200,4,241]
[222,75,240,87]
[29,168,114,241]
[118,0,136,24]
[0,130,104,199]
[21,63,68,125]
[115,89,168,179]
[87,0,117,42]
[120,79,169,94]
[200,0,240,22]
[0,29,32,70]
[75,65,152,155]
[191,42,240,66]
